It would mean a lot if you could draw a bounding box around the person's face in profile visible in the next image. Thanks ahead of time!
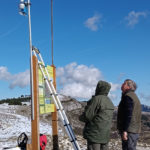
[121,81,130,93]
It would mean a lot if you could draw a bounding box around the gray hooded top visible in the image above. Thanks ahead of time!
[79,80,114,143]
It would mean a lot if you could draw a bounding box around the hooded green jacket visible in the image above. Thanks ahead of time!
[79,81,114,143]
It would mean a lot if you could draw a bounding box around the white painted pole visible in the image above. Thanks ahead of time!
[27,0,34,120]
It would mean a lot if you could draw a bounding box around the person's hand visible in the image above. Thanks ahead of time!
[122,131,128,140]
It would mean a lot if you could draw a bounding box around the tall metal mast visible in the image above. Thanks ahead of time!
[27,0,34,121]
[51,0,54,65]
[19,0,34,120]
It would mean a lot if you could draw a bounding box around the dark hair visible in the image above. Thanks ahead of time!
[124,79,137,91]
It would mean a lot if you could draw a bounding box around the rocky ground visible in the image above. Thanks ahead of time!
[0,95,150,150]
[44,134,150,150]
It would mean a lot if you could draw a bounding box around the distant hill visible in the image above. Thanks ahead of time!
[0,95,30,105]
[141,104,150,112]
[1,95,150,112]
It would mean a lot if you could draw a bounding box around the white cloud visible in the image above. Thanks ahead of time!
[0,66,30,89]
[57,62,103,98]
[0,65,121,100]
[110,83,120,92]
[109,83,120,102]
[109,93,118,100]
[124,11,148,27]
[9,70,30,89]
[84,13,102,31]
[59,82,95,99]
[0,66,12,80]
[139,93,150,102]
[57,62,120,99]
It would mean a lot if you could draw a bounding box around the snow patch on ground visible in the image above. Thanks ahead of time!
[0,104,52,149]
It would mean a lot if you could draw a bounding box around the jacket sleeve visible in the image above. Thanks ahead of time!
[79,112,87,122]
[80,97,100,122]
[123,96,133,131]
[79,99,93,122]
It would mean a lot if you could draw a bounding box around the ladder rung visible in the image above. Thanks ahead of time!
[50,93,58,97]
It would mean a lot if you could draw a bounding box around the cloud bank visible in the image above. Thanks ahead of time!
[0,66,30,89]
[84,13,102,31]
[124,11,148,27]
[57,62,120,99]
[0,64,120,100]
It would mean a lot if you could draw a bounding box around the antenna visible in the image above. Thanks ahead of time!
[51,0,54,65]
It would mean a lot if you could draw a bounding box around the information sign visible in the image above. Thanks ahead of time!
[38,64,55,114]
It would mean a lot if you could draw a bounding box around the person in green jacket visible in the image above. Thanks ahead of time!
[79,80,114,150]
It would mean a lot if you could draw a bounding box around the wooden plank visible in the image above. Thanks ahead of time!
[27,144,32,150]
[51,65,59,150]
[31,55,40,150]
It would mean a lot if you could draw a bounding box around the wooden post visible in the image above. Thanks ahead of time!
[51,64,59,150]
[31,55,40,150]
[27,144,32,150]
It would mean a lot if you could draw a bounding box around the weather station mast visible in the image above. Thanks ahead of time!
[18,0,34,120]
[19,0,40,149]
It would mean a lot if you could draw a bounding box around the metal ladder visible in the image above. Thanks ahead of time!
[32,47,81,150]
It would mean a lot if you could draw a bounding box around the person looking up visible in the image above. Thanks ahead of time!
[117,79,141,150]
[79,80,114,150]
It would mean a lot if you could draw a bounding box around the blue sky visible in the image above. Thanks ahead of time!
[0,0,150,106]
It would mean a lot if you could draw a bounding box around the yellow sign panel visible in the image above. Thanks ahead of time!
[38,69,44,86]
[45,65,53,79]
[39,97,44,105]
[40,106,45,115]
[46,104,55,113]
[38,64,55,114]
[39,87,44,97]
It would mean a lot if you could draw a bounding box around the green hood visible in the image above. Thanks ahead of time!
[95,80,111,96]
